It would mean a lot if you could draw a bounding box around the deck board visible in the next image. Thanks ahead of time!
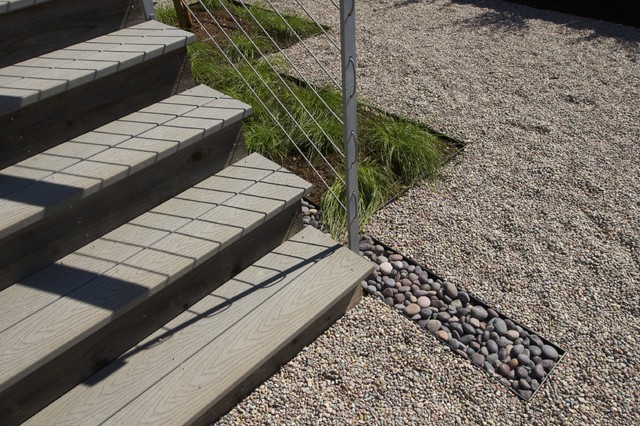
[0,85,251,241]
[0,154,311,396]
[25,227,371,425]
[0,21,195,115]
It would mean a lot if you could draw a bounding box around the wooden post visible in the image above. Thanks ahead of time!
[172,0,193,28]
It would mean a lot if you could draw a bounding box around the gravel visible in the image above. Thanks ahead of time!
[201,0,640,424]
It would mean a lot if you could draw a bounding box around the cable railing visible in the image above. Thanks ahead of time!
[166,0,360,251]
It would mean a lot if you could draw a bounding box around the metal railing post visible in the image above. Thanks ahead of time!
[340,0,359,252]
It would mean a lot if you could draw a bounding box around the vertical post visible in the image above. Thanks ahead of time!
[340,0,359,252]
[173,0,193,28]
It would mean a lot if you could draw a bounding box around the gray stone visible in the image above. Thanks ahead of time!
[417,296,431,308]
[471,305,488,320]
[444,282,458,299]
[436,312,451,322]
[436,329,450,340]
[520,390,533,400]
[515,366,529,379]
[505,330,520,341]
[405,303,421,316]
[462,323,476,335]
[497,363,511,377]
[457,291,470,306]
[380,262,393,275]
[511,344,525,357]
[493,318,508,335]
[518,378,531,390]
[486,339,499,354]
[541,344,559,360]
[471,353,485,367]
[532,364,545,379]
[483,361,495,374]
[426,320,442,333]
[529,345,542,357]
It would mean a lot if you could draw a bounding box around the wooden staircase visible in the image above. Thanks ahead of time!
[0,1,372,424]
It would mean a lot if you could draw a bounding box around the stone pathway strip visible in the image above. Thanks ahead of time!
[359,234,565,400]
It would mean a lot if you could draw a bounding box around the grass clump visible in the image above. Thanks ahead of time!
[158,3,449,239]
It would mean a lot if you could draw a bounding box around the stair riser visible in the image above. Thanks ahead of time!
[0,122,244,290]
[0,202,301,426]
[198,288,357,425]
[0,49,191,169]
[0,0,134,68]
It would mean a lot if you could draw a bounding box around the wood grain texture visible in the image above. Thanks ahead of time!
[1,200,302,426]
[26,227,372,425]
[0,155,311,425]
[0,4,189,68]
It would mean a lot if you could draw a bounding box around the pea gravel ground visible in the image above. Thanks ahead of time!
[182,0,640,423]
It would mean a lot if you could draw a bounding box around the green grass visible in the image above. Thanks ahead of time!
[159,2,449,239]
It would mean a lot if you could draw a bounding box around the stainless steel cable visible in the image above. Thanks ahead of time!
[194,0,345,160]
[291,0,341,52]
[234,1,343,127]
[186,5,347,209]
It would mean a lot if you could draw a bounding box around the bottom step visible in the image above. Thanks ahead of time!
[28,227,372,425]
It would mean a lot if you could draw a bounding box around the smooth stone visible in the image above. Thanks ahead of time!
[394,293,406,304]
[389,253,403,261]
[417,296,431,308]
[384,297,394,306]
[450,299,462,310]
[497,337,511,348]
[408,295,418,304]
[471,353,485,367]
[530,335,544,347]
[487,308,499,319]
[508,358,519,369]
[471,305,488,320]
[505,330,520,341]
[483,362,495,374]
[518,378,531,390]
[479,347,489,357]
[511,344,525,357]
[418,274,430,284]
[450,323,464,335]
[436,312,451,322]
[493,318,508,335]
[530,379,540,390]
[366,285,377,294]
[457,308,469,317]
[436,329,450,340]
[426,320,442,333]
[410,313,421,321]
[499,378,511,387]
[504,319,516,330]
[405,303,421,316]
[520,390,533,399]
[380,262,393,275]
[486,340,499,354]
[532,356,543,365]
[393,260,404,270]
[448,316,460,323]
[532,364,546,379]
[460,335,475,345]
[490,358,502,369]
[394,303,405,310]
[420,308,431,319]
[417,319,429,329]
[414,289,428,297]
[529,345,542,357]
[401,278,412,287]
[541,344,559,360]
[515,366,529,379]
[541,359,556,371]
[517,354,531,365]
[462,323,476,335]
[458,291,470,306]
[466,347,475,357]
[448,338,461,350]
[470,341,481,350]
[469,317,481,328]
[382,288,395,298]
[431,300,446,309]
[398,285,411,293]
[444,282,458,299]
[430,281,441,291]
[456,349,468,359]
[497,364,511,377]
[408,272,419,282]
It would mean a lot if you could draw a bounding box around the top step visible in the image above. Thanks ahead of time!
[0,0,144,67]
[0,0,51,14]
[0,20,195,116]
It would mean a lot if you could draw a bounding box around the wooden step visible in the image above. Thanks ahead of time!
[0,0,141,67]
[0,84,252,290]
[0,153,312,425]
[25,226,372,425]
[0,20,195,169]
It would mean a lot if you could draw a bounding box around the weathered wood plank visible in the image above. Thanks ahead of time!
[25,228,371,425]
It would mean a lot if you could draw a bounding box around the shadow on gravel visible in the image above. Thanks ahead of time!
[450,0,640,56]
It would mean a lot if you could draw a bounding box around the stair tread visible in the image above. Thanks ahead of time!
[26,226,371,425]
[0,84,251,241]
[0,20,195,115]
[0,153,312,394]
[0,0,49,15]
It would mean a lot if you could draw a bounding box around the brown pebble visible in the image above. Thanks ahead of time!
[508,358,519,369]
[436,330,449,341]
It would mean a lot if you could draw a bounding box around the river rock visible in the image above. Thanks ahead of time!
[471,305,488,320]
[541,344,559,360]
[405,303,420,316]
[426,320,441,333]
[380,262,393,275]
[417,296,431,308]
